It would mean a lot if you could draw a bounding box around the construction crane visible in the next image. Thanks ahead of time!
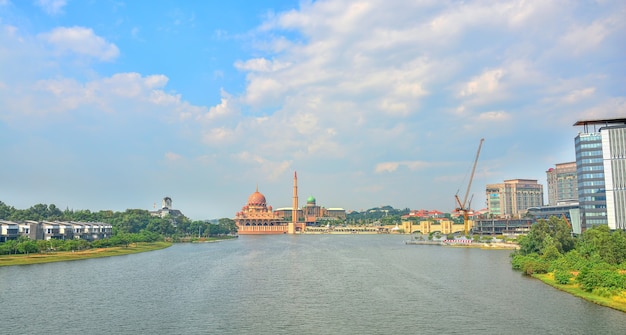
[455,138,484,236]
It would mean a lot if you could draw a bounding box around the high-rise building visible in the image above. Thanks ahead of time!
[574,118,626,230]
[574,130,606,229]
[602,124,626,230]
[486,179,544,218]
[546,162,578,206]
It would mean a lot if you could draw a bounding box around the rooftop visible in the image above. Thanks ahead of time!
[573,118,626,126]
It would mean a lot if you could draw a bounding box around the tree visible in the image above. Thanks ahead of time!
[37,240,50,253]
[0,201,15,219]
[578,225,626,265]
[47,204,63,220]
[518,217,574,256]
[17,239,38,254]
[217,218,236,235]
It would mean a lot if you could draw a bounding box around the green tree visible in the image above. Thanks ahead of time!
[17,239,38,254]
[577,225,626,265]
[518,217,574,256]
[36,240,50,253]
[0,201,15,219]
[217,218,236,235]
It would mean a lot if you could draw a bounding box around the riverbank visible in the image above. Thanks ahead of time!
[0,241,172,267]
[170,235,238,243]
[405,239,520,250]
[534,273,626,313]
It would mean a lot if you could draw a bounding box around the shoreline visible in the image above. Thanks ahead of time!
[0,241,172,267]
[533,273,626,313]
[405,240,520,250]
[1,236,239,267]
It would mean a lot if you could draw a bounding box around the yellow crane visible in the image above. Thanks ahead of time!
[455,138,484,236]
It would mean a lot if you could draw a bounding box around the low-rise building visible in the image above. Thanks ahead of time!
[0,220,19,242]
[401,218,465,235]
[0,221,112,241]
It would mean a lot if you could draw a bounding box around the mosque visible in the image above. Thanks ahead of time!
[234,172,345,234]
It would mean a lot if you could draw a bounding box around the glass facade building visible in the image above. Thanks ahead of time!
[575,132,606,230]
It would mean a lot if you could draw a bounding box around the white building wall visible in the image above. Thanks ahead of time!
[602,126,626,230]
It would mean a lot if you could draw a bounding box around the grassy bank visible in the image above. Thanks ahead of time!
[0,241,172,267]
[534,273,626,313]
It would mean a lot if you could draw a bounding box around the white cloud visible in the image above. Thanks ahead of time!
[165,152,183,161]
[233,151,291,181]
[35,0,67,15]
[375,161,436,173]
[199,90,237,121]
[460,69,504,97]
[562,87,596,104]
[234,58,291,72]
[39,26,119,61]
[559,16,617,55]
[575,98,626,120]
[478,111,511,121]
[2,72,204,122]
[242,76,285,107]
[202,127,234,145]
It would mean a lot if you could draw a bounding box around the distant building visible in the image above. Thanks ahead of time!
[402,209,445,220]
[401,218,464,235]
[472,218,534,235]
[234,187,304,234]
[273,196,346,226]
[235,173,344,234]
[527,201,581,234]
[574,118,626,230]
[301,196,346,225]
[150,196,184,218]
[0,220,18,242]
[486,179,544,218]
[546,162,578,206]
[0,220,112,241]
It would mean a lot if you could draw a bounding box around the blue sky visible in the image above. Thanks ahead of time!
[1,0,624,220]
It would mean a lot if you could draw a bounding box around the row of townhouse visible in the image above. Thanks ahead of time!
[0,220,113,242]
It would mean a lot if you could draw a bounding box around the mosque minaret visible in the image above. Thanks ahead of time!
[289,171,299,234]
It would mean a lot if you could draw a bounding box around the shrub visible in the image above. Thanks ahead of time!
[554,270,573,285]
[522,260,549,275]
[578,268,626,292]
[512,253,549,275]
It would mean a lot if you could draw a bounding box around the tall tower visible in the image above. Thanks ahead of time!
[574,118,626,230]
[575,124,607,230]
[289,171,299,234]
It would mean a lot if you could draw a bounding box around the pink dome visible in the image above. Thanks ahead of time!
[247,190,267,206]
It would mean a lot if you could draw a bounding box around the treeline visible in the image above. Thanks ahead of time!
[512,216,626,297]
[346,206,411,224]
[0,201,237,244]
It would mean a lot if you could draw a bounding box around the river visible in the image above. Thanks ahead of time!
[1,234,624,334]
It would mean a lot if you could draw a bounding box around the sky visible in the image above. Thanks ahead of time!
[0,0,624,220]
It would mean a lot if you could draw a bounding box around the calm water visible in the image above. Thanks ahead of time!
[1,235,625,335]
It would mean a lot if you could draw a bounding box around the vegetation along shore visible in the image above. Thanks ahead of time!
[0,202,238,266]
[0,241,172,267]
[511,217,626,312]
